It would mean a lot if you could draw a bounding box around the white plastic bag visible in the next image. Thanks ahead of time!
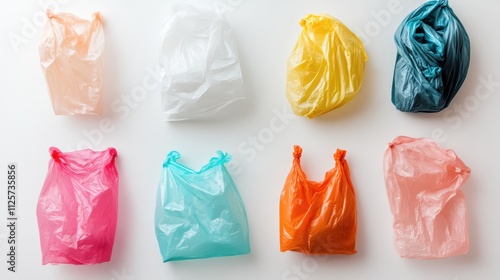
[160,4,244,121]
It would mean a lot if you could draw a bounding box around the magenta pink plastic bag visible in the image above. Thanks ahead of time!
[36,147,118,265]
[384,136,470,259]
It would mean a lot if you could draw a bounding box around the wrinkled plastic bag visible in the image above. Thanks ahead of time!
[287,14,368,118]
[39,10,104,115]
[160,4,244,121]
[36,147,118,265]
[280,146,357,255]
[384,136,470,259]
[392,0,470,112]
[155,151,250,262]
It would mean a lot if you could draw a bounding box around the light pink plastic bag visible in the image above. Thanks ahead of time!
[36,147,118,265]
[39,9,104,115]
[383,136,470,259]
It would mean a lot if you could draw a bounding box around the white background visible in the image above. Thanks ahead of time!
[1,0,499,279]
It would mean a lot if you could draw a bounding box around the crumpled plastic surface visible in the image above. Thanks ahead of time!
[155,151,250,262]
[280,146,357,255]
[392,0,470,112]
[160,4,244,121]
[384,136,470,259]
[287,14,368,118]
[39,9,104,115]
[36,147,118,265]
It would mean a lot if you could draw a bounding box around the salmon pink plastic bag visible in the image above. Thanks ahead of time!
[384,136,470,259]
[39,10,104,115]
[280,146,357,255]
[36,147,118,265]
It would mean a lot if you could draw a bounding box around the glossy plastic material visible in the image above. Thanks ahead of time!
[160,4,244,121]
[39,10,104,115]
[155,151,250,262]
[392,0,470,112]
[36,147,118,265]
[280,146,357,255]
[384,136,470,259]
[287,14,367,118]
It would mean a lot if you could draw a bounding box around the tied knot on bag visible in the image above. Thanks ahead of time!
[388,141,397,149]
[204,151,232,171]
[164,151,181,166]
[46,9,54,19]
[388,135,410,148]
[439,0,448,6]
[334,149,346,161]
[299,18,307,27]
[299,17,316,28]
[293,145,302,159]
[452,165,470,175]
[299,15,330,30]
[49,147,62,162]
[214,151,231,164]
[108,148,117,157]
[92,12,103,23]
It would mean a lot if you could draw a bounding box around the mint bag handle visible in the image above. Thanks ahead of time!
[163,150,231,173]
[199,151,231,173]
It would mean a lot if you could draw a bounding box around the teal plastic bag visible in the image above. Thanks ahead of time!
[155,151,250,262]
[392,0,470,112]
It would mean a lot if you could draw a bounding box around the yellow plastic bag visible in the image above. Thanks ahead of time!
[287,14,367,118]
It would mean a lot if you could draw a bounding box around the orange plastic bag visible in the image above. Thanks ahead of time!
[39,9,104,115]
[280,145,357,255]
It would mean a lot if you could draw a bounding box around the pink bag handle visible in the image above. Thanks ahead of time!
[49,147,62,162]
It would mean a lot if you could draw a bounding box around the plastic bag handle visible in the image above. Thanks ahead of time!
[334,149,346,161]
[108,147,117,158]
[46,9,103,22]
[49,147,62,162]
[163,151,181,167]
[50,147,117,163]
[163,151,231,173]
[46,9,54,19]
[215,150,231,164]
[293,145,302,159]
[92,12,103,23]
[199,151,231,172]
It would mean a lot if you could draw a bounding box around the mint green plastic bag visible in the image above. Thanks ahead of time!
[155,151,250,262]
